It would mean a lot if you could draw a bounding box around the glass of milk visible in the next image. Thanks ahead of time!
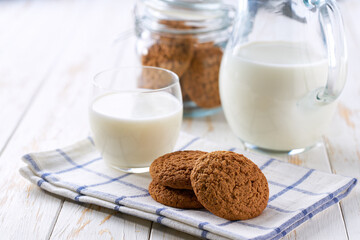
[89,67,183,173]
[219,0,347,153]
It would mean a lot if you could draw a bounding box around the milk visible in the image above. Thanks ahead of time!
[220,41,337,151]
[89,91,182,170]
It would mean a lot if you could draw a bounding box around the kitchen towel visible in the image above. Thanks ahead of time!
[20,132,357,240]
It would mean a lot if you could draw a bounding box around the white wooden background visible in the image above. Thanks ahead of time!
[0,0,359,239]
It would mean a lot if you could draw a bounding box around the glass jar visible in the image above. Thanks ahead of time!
[134,0,236,117]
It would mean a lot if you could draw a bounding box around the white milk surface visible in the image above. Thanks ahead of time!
[220,41,337,151]
[89,92,182,169]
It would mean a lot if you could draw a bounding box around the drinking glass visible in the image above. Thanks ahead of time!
[89,67,183,173]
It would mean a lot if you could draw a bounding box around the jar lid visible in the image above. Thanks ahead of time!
[135,0,236,34]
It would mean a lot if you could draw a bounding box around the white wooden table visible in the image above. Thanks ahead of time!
[0,0,359,239]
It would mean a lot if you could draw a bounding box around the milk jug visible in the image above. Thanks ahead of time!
[219,0,347,153]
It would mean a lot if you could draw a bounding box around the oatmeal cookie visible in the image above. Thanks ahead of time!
[150,150,207,190]
[190,151,269,220]
[148,180,203,209]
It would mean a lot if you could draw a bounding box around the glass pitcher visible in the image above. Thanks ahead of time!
[219,0,347,153]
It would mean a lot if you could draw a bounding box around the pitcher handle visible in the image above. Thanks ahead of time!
[315,0,347,103]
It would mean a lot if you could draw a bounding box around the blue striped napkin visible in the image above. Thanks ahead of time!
[20,132,356,240]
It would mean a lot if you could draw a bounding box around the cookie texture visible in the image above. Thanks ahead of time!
[150,150,207,190]
[190,151,269,220]
[148,180,203,209]
[141,36,194,80]
[137,66,177,91]
[181,44,223,108]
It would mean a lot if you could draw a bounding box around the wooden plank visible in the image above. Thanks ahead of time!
[0,0,31,38]
[0,0,153,239]
[49,0,358,239]
[0,0,86,153]
[281,146,348,240]
[0,1,93,239]
[0,0,356,239]
[0,0,96,238]
[323,1,360,239]
[182,113,245,150]
[9,0,154,239]
[51,201,151,240]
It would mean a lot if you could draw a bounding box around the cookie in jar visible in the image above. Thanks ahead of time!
[134,0,235,117]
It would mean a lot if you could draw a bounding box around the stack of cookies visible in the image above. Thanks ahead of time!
[149,150,269,220]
